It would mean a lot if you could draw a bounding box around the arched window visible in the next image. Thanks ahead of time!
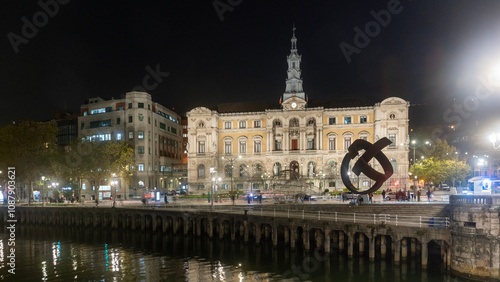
[307,118,316,126]
[273,162,282,176]
[308,161,315,177]
[289,118,299,127]
[253,163,263,176]
[198,121,205,128]
[225,164,233,178]
[273,119,282,128]
[328,161,337,175]
[239,164,248,177]
[198,164,205,179]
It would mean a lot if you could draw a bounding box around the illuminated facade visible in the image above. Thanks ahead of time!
[78,91,183,200]
[187,29,410,195]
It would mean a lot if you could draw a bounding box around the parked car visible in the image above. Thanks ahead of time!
[384,192,397,200]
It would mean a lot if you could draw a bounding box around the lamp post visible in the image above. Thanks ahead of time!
[210,167,216,209]
[222,155,241,202]
[111,173,117,208]
[41,176,46,207]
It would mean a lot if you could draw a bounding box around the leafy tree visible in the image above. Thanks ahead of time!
[0,121,58,204]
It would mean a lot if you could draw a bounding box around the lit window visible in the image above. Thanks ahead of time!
[198,164,205,178]
[275,140,282,151]
[329,138,336,150]
[254,140,261,153]
[308,139,314,150]
[138,164,145,171]
[198,141,205,154]
[239,121,246,129]
[240,141,246,153]
[117,133,122,140]
[225,142,231,154]
[138,131,144,139]
[128,132,133,139]
[344,117,352,124]
[345,137,352,149]
[389,134,396,147]
[225,122,232,129]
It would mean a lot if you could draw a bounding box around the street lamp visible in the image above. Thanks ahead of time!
[489,132,500,149]
[222,155,241,202]
[41,176,46,206]
[210,167,216,208]
[111,173,117,208]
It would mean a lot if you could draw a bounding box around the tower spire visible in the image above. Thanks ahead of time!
[283,25,305,102]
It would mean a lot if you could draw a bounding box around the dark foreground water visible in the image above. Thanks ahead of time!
[0,225,470,282]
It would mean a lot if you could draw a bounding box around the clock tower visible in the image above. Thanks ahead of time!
[282,25,307,111]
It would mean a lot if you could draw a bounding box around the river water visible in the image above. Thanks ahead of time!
[0,225,469,281]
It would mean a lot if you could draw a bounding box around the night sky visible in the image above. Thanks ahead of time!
[1,0,500,125]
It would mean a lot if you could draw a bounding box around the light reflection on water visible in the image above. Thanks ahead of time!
[0,225,469,281]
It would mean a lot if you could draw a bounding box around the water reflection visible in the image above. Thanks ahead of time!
[0,225,469,281]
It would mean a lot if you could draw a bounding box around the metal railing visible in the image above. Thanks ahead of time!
[116,204,449,229]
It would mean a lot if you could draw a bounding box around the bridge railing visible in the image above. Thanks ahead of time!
[119,204,449,228]
[449,195,493,205]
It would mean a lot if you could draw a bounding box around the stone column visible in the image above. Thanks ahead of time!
[173,219,179,234]
[421,241,428,267]
[348,233,354,258]
[394,239,401,264]
[284,227,290,244]
[184,219,189,236]
[244,221,249,243]
[332,231,339,249]
[152,216,157,232]
[290,227,296,248]
[325,230,331,254]
[339,232,345,251]
[381,236,387,258]
[208,219,214,239]
[369,236,375,261]
[231,224,236,242]
[359,234,365,256]
[196,219,201,237]
[255,224,261,245]
[411,238,416,256]
[447,246,451,269]
[219,222,224,240]
[265,225,270,240]
[272,226,278,247]
[303,228,310,251]
[401,238,408,260]
[163,217,168,233]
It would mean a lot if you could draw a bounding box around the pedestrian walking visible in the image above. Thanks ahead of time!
[382,190,386,200]
[95,199,99,207]
[369,193,373,203]
[164,194,168,204]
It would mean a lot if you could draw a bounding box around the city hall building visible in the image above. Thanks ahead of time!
[187,30,410,195]
[78,91,184,200]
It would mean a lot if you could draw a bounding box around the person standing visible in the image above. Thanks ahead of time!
[164,194,168,204]
[369,193,373,203]
[382,190,386,200]
[417,190,421,202]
